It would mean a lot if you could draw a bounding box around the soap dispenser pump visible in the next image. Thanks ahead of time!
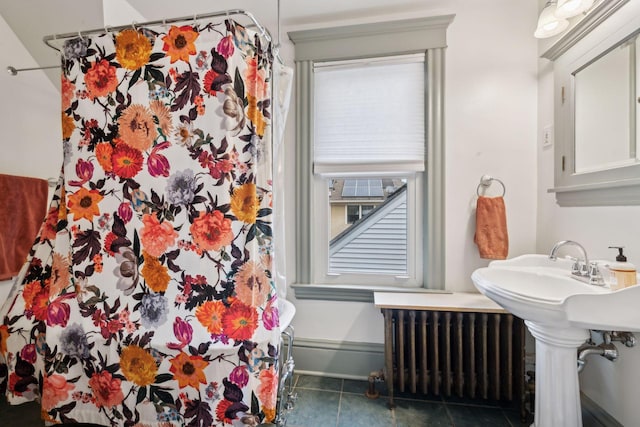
[612,246,627,262]
[608,246,637,288]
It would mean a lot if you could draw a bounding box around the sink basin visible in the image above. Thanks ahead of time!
[472,254,640,331]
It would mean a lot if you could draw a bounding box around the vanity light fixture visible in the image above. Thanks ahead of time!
[534,0,570,39]
[555,0,595,18]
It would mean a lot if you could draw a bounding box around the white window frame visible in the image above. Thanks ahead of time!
[314,174,423,287]
[288,15,453,301]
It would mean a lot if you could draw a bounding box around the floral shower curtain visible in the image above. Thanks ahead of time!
[0,18,279,426]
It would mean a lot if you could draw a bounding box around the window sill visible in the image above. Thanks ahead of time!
[291,283,451,303]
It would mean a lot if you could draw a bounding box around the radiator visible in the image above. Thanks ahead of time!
[382,308,525,407]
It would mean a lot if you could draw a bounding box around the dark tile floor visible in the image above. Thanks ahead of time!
[283,374,604,427]
[0,374,603,427]
[283,375,527,427]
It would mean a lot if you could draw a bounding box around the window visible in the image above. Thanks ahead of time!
[311,54,425,286]
[288,15,452,300]
[345,204,375,224]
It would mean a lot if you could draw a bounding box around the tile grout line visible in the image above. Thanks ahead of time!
[335,378,344,427]
[442,400,456,426]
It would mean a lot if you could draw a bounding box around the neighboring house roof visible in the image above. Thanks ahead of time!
[329,184,407,275]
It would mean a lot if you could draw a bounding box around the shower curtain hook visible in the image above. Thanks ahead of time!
[77,31,84,40]
[131,21,138,31]
[104,25,111,35]
[192,14,198,27]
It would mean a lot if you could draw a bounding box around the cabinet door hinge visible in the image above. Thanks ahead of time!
[561,86,565,105]
[562,155,566,171]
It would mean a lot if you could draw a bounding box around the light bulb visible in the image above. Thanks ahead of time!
[534,1,570,39]
[555,0,595,18]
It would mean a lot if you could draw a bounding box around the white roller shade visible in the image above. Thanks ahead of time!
[313,54,426,175]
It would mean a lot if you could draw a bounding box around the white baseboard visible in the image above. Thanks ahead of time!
[292,337,384,380]
[581,393,623,427]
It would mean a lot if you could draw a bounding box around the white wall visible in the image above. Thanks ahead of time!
[0,13,61,182]
[288,0,539,346]
[536,1,640,424]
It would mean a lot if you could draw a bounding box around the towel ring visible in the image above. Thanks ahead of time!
[476,175,506,197]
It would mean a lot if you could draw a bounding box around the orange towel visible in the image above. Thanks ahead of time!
[0,174,49,280]
[474,196,508,260]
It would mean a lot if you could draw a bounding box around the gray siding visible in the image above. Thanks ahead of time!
[329,189,407,274]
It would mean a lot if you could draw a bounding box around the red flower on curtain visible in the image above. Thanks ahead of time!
[222,301,258,341]
[111,144,144,179]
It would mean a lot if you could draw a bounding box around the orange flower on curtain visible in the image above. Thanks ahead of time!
[231,183,259,224]
[169,352,208,388]
[67,187,103,222]
[162,25,199,63]
[84,59,118,99]
[115,29,152,70]
[120,345,158,386]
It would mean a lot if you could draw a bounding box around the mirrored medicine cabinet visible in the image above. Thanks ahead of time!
[546,0,640,206]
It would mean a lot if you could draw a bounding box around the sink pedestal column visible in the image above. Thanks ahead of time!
[525,321,590,427]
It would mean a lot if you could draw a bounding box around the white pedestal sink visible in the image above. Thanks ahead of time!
[472,255,640,427]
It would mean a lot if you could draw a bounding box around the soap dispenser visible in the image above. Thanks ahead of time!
[608,246,637,288]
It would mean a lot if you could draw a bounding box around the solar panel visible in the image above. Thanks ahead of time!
[341,178,384,197]
[342,187,356,197]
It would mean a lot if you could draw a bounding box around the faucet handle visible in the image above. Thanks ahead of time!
[589,261,605,286]
[566,256,581,275]
[579,261,590,276]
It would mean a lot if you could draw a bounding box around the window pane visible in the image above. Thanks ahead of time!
[346,205,360,224]
[361,205,374,216]
[329,177,408,275]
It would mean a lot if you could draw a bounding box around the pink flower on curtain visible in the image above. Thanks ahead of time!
[167,316,193,350]
[244,56,267,100]
[262,297,280,331]
[42,374,75,411]
[68,158,94,187]
[20,344,37,364]
[117,202,133,223]
[147,141,171,177]
[46,294,75,327]
[140,213,178,257]
[229,365,249,387]
[217,35,234,59]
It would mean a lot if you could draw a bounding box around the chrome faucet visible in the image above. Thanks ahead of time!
[549,240,590,277]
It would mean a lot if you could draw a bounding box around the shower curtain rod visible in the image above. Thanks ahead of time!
[9,8,282,75]
[42,9,274,50]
